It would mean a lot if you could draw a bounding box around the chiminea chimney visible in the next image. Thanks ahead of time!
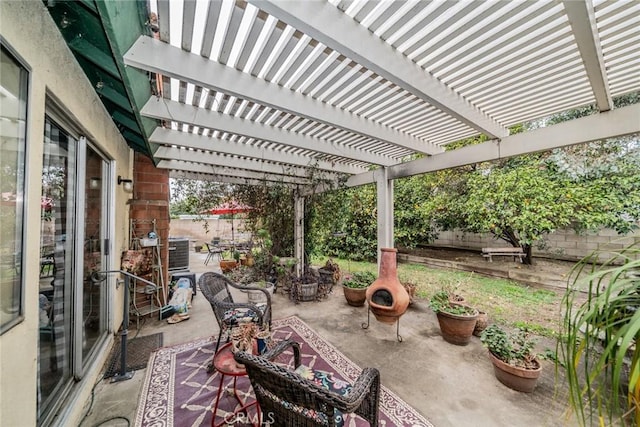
[362,248,409,341]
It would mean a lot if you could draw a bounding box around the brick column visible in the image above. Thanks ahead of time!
[128,152,170,296]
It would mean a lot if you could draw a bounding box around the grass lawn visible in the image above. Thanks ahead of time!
[312,255,564,338]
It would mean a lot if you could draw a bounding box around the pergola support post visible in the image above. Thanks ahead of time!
[375,167,394,266]
[294,192,305,277]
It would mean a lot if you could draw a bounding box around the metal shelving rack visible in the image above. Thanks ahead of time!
[129,219,166,325]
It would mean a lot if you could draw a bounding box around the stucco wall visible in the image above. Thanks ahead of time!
[0,2,132,426]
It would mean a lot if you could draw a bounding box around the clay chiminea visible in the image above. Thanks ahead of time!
[365,248,410,324]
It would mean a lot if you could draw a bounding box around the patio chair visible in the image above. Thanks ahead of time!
[235,339,380,426]
[198,272,272,356]
[203,242,223,266]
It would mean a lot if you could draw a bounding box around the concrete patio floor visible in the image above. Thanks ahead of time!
[81,250,575,427]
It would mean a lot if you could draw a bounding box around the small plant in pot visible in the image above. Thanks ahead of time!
[291,270,319,303]
[318,259,341,298]
[429,290,478,345]
[219,249,242,273]
[342,271,376,307]
[246,280,275,304]
[480,324,542,393]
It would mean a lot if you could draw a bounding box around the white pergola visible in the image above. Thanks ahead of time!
[121,0,640,270]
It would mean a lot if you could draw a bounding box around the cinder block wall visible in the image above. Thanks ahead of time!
[169,217,249,247]
[431,228,639,262]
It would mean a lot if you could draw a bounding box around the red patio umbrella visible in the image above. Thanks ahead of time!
[205,201,252,246]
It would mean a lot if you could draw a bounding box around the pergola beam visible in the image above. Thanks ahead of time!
[157,157,306,184]
[389,103,640,179]
[249,0,508,139]
[150,127,363,175]
[143,98,392,167]
[166,166,298,188]
[303,103,640,194]
[154,145,342,181]
[124,35,441,155]
[562,0,613,111]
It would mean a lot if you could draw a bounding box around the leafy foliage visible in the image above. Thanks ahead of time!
[310,185,378,261]
[429,290,476,315]
[233,183,295,258]
[342,271,376,289]
[169,178,224,217]
[480,324,540,369]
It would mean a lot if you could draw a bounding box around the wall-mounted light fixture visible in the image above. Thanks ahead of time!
[89,177,101,190]
[117,176,133,193]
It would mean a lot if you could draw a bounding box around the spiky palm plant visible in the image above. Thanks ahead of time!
[559,243,640,426]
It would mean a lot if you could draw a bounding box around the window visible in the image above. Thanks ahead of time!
[0,45,28,333]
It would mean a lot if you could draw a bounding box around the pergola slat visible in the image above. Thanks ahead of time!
[124,35,441,155]
[249,0,508,139]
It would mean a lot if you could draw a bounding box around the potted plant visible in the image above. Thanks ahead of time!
[318,258,341,299]
[291,270,319,302]
[342,271,376,307]
[274,257,297,293]
[402,281,417,306]
[246,280,275,304]
[219,250,240,273]
[429,290,478,345]
[480,324,542,393]
[240,250,255,267]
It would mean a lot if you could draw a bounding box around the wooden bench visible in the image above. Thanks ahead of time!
[481,247,526,263]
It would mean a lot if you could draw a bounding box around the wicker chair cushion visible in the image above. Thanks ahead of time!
[261,365,352,426]
[222,303,266,325]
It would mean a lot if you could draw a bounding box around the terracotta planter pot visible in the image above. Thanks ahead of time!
[488,351,541,393]
[343,286,367,307]
[435,305,479,345]
[219,259,238,273]
[402,282,417,305]
[473,311,489,337]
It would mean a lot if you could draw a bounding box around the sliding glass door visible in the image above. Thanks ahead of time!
[38,116,110,420]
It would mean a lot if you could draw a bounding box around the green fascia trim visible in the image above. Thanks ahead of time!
[68,38,119,79]
[140,115,158,137]
[47,1,109,53]
[121,129,145,148]
[112,110,140,134]
[77,0,98,14]
[97,85,131,111]
[94,0,156,157]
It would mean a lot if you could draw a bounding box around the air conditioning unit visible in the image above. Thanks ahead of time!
[168,238,189,272]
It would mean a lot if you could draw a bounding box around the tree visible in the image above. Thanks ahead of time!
[311,185,378,261]
[394,173,439,249]
[169,178,226,234]
[169,178,225,216]
[421,94,640,264]
[233,183,295,258]
[430,159,577,264]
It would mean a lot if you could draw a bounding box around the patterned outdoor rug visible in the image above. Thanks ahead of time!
[104,332,163,379]
[135,316,432,426]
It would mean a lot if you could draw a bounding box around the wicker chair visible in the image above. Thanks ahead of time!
[198,272,272,356]
[235,340,380,426]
